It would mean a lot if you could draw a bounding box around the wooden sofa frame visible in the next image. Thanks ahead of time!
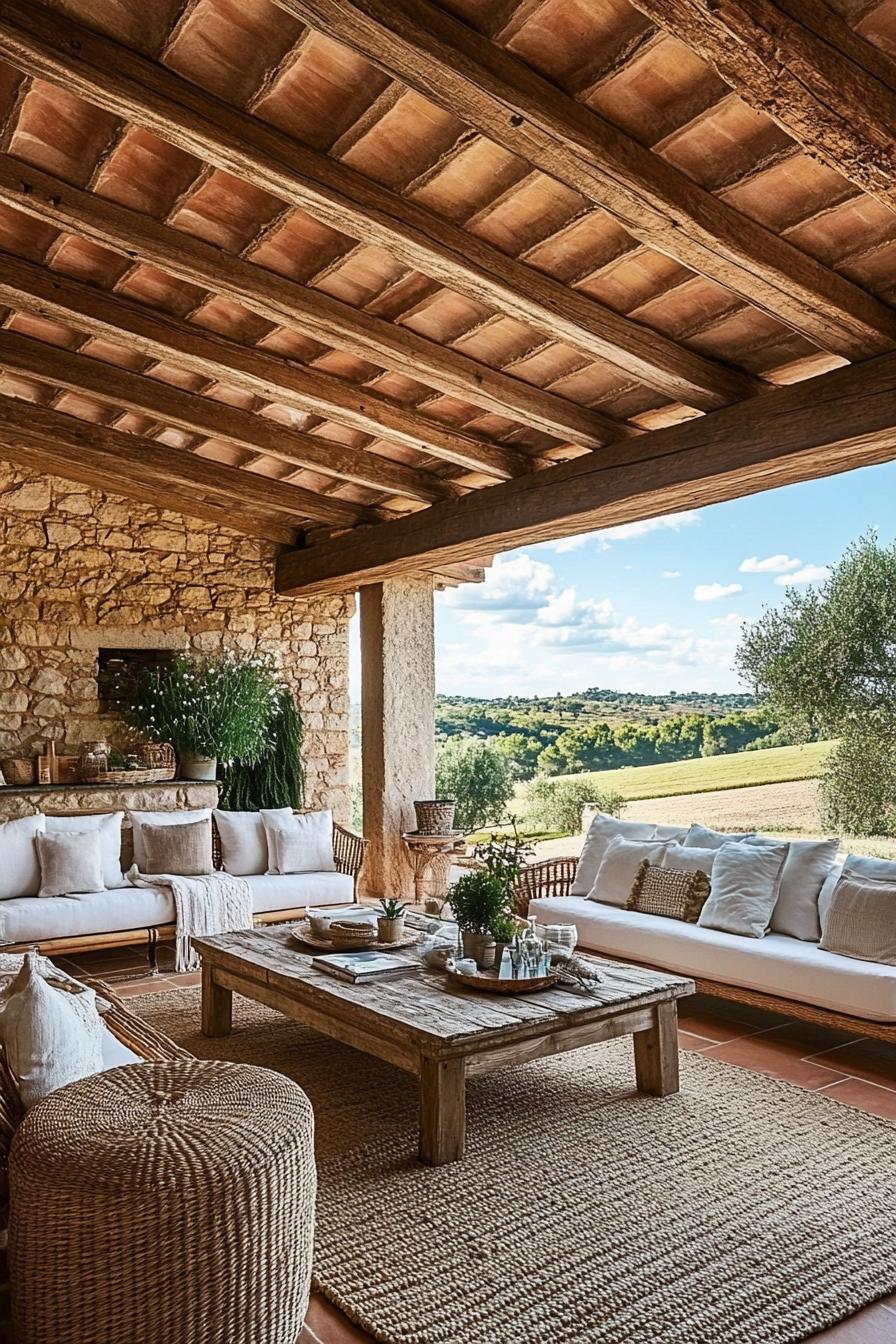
[513,857,896,1047]
[4,810,367,969]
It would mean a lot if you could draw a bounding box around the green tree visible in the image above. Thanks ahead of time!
[435,737,515,834]
[737,532,896,834]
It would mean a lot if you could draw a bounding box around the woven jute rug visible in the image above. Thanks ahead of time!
[137,988,896,1344]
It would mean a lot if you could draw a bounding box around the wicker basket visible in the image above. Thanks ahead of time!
[326,921,377,946]
[0,758,34,787]
[413,799,457,835]
[78,741,176,785]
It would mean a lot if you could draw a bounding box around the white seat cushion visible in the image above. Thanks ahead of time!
[0,872,354,942]
[527,895,896,1024]
[100,1022,143,1069]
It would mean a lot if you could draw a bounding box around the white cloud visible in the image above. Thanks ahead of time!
[774,563,831,587]
[709,612,745,627]
[693,582,743,602]
[542,510,699,554]
[739,553,802,574]
[662,570,681,579]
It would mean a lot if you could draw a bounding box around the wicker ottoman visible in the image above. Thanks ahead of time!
[8,1059,317,1344]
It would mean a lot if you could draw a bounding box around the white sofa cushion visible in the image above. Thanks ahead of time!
[572,814,660,897]
[45,812,127,888]
[663,843,716,876]
[820,875,896,966]
[101,1022,143,1069]
[589,837,670,907]
[213,808,293,876]
[527,895,896,1023]
[683,824,759,849]
[698,840,788,938]
[36,830,105,898]
[263,810,335,875]
[0,872,354,943]
[0,953,104,1109]
[128,809,212,870]
[0,814,46,900]
[770,838,840,942]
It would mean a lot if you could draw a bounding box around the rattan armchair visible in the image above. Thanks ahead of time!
[511,856,578,917]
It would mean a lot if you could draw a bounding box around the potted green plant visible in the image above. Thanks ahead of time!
[448,870,507,968]
[490,910,519,972]
[376,897,409,943]
[125,652,280,780]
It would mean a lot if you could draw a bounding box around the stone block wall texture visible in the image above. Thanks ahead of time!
[0,466,353,821]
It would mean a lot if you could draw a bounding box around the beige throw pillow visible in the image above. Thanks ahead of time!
[0,953,103,1110]
[697,840,789,939]
[141,818,214,877]
[263,810,335,875]
[588,836,671,907]
[820,877,896,966]
[35,830,105,898]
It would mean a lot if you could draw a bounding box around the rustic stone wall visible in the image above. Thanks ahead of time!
[0,465,353,821]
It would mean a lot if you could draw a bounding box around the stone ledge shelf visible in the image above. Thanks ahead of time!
[0,779,218,821]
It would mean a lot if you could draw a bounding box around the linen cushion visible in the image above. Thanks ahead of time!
[820,876,896,966]
[140,818,213,876]
[35,830,105,898]
[128,808,212,870]
[698,840,789,939]
[0,953,103,1110]
[263,810,335,875]
[770,837,840,942]
[626,861,710,923]
[588,836,670,907]
[0,814,46,900]
[44,812,126,889]
[683,824,759,850]
[572,814,661,897]
[213,807,293,876]
[663,843,716,877]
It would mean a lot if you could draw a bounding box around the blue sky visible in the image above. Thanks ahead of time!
[425,459,896,697]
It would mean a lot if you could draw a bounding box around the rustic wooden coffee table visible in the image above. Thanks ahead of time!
[194,926,693,1166]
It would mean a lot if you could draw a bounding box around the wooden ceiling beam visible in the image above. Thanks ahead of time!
[276,348,896,593]
[276,0,896,361]
[0,156,606,461]
[0,394,372,529]
[0,0,762,412]
[627,0,896,208]
[0,253,525,482]
[0,327,455,504]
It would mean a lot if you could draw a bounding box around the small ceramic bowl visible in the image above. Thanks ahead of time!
[308,913,333,939]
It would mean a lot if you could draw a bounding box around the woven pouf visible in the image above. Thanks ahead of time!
[9,1059,317,1344]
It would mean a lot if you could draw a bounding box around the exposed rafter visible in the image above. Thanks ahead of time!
[276,0,896,360]
[0,155,615,459]
[0,328,456,504]
[0,0,764,412]
[0,254,530,483]
[627,0,896,208]
[276,348,896,593]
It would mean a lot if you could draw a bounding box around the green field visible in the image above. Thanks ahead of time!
[525,740,834,805]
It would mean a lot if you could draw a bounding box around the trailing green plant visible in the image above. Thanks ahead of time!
[474,820,533,897]
[377,897,410,919]
[126,652,280,762]
[448,870,508,934]
[217,687,304,811]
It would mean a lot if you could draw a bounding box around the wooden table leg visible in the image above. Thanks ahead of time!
[201,960,233,1038]
[633,1000,680,1096]
[419,1055,466,1165]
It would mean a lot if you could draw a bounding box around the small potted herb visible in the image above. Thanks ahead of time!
[448,870,506,968]
[377,897,409,943]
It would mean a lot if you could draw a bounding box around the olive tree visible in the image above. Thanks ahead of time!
[435,736,515,834]
[736,533,896,834]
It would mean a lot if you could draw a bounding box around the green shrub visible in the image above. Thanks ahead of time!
[435,736,514,834]
[217,688,304,811]
[523,777,625,836]
[448,870,508,934]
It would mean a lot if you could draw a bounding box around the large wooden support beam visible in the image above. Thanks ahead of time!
[0,0,762,412]
[0,394,371,530]
[0,253,526,482]
[0,328,454,504]
[278,0,896,361]
[0,157,607,460]
[276,349,896,594]
[628,0,896,207]
[359,576,436,900]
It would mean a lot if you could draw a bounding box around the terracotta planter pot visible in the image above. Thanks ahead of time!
[461,931,496,969]
[377,915,405,943]
[180,752,218,781]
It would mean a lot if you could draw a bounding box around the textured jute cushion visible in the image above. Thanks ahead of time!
[140,818,213,877]
[698,839,789,938]
[820,876,896,965]
[263,810,335,875]
[627,860,710,923]
[0,815,46,900]
[128,808,212,870]
[35,830,104,898]
[588,836,670,907]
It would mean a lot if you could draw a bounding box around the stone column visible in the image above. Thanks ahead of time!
[359,576,435,899]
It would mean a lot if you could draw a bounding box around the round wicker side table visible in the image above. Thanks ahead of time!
[9,1059,317,1344]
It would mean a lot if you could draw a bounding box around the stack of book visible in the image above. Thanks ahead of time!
[315,951,416,984]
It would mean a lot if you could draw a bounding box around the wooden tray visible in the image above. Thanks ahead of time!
[449,968,559,994]
[290,921,420,953]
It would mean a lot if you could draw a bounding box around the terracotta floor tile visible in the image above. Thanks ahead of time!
[817,1077,896,1121]
[681,994,793,1030]
[673,1010,764,1043]
[804,1038,896,1090]
[677,1029,716,1051]
[112,978,179,998]
[807,1302,896,1341]
[304,1294,373,1342]
[701,1032,850,1088]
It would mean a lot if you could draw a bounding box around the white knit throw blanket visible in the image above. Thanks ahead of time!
[128,867,253,971]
